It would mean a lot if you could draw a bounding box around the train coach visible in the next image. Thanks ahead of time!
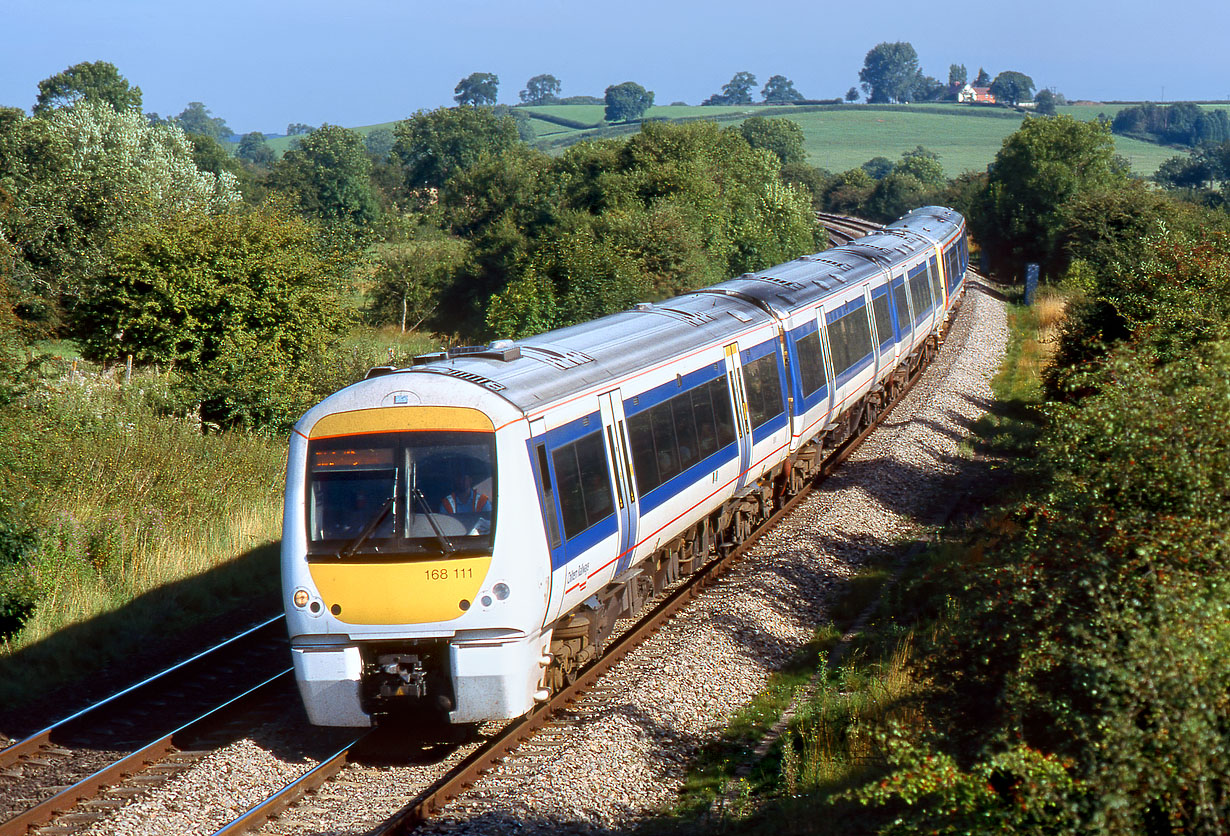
[282,206,969,727]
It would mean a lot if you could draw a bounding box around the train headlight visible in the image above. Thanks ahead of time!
[493,582,510,601]
[293,588,310,608]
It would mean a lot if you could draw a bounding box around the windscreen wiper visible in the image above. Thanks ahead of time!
[411,488,455,554]
[337,496,394,559]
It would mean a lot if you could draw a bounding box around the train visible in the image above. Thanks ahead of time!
[281,206,969,727]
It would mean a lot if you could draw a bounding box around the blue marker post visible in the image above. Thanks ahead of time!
[1024,263,1040,305]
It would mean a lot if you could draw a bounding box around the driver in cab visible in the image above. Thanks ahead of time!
[440,471,490,516]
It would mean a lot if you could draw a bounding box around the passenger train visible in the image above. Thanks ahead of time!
[282,206,970,726]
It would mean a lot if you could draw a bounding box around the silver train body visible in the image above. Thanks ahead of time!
[282,206,969,726]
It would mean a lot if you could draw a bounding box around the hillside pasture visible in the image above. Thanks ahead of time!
[256,102,1194,175]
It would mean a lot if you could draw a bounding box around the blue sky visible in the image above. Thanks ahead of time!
[4,0,1227,135]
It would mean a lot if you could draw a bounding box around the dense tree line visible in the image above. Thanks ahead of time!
[1112,101,1230,148]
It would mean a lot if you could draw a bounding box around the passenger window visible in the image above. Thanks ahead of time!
[828,305,874,378]
[711,377,737,449]
[796,330,827,397]
[673,393,700,470]
[892,281,911,334]
[872,292,893,347]
[651,401,680,482]
[928,258,943,305]
[908,267,932,321]
[690,385,718,458]
[552,431,614,541]
[628,411,659,496]
[534,444,561,548]
[743,351,784,428]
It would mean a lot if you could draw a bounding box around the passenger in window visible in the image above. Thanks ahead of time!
[697,420,716,456]
[583,469,612,520]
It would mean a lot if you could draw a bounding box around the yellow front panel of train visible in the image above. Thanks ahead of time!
[308,557,492,624]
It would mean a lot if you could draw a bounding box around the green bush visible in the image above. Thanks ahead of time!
[74,199,353,431]
[916,338,1230,833]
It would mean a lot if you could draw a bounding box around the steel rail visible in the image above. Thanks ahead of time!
[208,734,366,836]
[0,669,292,836]
[0,614,285,771]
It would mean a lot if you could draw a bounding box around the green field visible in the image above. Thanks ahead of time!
[516,103,1195,177]
[259,101,1218,178]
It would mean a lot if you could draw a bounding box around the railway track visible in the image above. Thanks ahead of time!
[207,282,967,836]
[0,617,291,836]
[816,211,881,244]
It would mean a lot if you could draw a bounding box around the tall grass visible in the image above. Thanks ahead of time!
[781,636,920,798]
[0,363,287,708]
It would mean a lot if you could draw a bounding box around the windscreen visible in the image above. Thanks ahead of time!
[306,431,495,559]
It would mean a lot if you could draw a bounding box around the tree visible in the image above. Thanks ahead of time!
[174,102,232,141]
[895,146,945,186]
[270,125,378,226]
[859,42,924,104]
[948,63,967,87]
[861,156,895,180]
[0,101,239,328]
[454,73,499,107]
[604,82,654,122]
[369,237,467,332]
[1153,153,1216,190]
[519,74,562,105]
[236,132,276,166]
[724,71,758,104]
[916,75,947,102]
[33,61,142,115]
[391,106,521,191]
[845,87,860,103]
[974,67,991,86]
[761,75,804,104]
[703,71,756,106]
[1034,89,1059,116]
[971,115,1128,276]
[737,116,805,165]
[989,71,1036,106]
[75,200,352,429]
[864,171,929,223]
[286,123,315,136]
[363,128,395,161]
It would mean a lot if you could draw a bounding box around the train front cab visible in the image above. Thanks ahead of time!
[283,379,554,726]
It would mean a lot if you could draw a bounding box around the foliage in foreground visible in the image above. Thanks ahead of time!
[857,227,1230,834]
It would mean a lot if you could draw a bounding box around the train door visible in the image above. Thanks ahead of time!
[598,389,640,575]
[529,418,567,626]
[723,343,754,492]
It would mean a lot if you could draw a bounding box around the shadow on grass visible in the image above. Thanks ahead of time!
[0,540,282,738]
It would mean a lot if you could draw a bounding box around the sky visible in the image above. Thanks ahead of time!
[3,0,1229,136]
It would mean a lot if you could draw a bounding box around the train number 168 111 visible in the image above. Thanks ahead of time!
[425,567,473,581]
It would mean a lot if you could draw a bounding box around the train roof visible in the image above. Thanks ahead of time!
[380,207,965,415]
[395,290,775,412]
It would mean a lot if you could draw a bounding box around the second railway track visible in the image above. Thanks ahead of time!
[0,617,296,836]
